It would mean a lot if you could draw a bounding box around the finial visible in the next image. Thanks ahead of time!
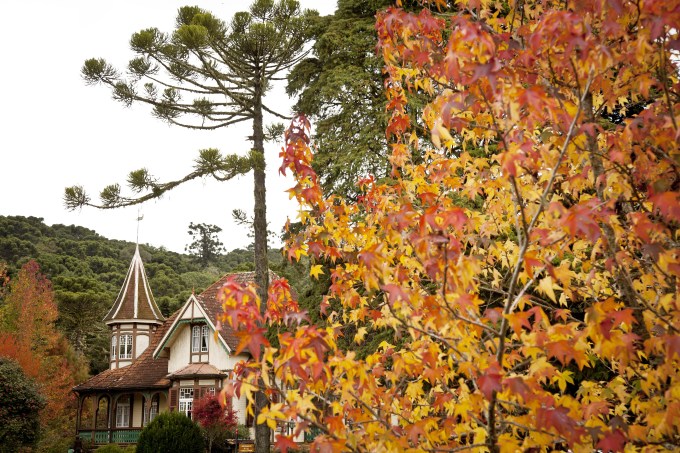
[136,208,144,246]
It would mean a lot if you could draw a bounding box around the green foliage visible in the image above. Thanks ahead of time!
[287,0,393,199]
[185,223,225,267]
[0,215,285,373]
[136,411,204,453]
[0,357,45,453]
[230,424,251,440]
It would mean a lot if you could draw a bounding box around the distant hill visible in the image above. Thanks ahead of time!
[0,215,282,374]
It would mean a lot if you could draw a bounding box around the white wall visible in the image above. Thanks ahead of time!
[167,324,190,373]
[136,334,149,358]
[132,394,144,427]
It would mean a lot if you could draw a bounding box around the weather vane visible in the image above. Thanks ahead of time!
[136,207,144,245]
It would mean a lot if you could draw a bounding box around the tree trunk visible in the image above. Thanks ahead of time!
[252,83,271,453]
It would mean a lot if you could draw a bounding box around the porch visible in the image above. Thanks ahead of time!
[75,390,168,445]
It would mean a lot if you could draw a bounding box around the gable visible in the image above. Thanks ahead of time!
[152,294,230,359]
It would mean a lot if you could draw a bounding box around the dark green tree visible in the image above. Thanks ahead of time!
[136,411,204,453]
[64,2,317,450]
[288,0,448,199]
[0,357,46,453]
[185,222,225,267]
[287,0,392,199]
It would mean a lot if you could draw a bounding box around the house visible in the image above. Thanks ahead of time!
[73,245,266,445]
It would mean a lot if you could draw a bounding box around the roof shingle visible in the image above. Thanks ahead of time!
[103,245,164,324]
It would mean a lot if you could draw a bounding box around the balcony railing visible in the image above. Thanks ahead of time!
[77,428,141,444]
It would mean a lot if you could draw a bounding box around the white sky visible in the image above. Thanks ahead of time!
[1,0,338,253]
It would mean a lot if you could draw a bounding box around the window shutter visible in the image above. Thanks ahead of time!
[169,389,178,411]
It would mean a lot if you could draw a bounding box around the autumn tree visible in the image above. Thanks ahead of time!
[186,222,226,267]
[194,393,238,453]
[218,0,680,451]
[64,2,317,450]
[0,260,89,452]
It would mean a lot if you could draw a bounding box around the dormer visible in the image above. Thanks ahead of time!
[104,245,165,369]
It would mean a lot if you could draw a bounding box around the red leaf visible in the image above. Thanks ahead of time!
[503,377,530,402]
[406,421,427,445]
[545,340,574,366]
[650,191,680,223]
[275,435,297,453]
[666,335,680,359]
[596,429,627,452]
[536,406,584,446]
[478,362,502,400]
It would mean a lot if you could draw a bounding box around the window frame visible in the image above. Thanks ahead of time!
[119,333,132,360]
[201,325,209,352]
[178,387,194,419]
[116,396,131,428]
[191,325,201,353]
[111,335,117,360]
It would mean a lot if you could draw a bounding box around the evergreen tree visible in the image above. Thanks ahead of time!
[287,0,392,199]
[185,222,225,267]
[64,2,317,450]
[0,357,45,453]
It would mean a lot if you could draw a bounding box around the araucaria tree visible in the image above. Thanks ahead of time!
[65,1,316,450]
[219,0,680,452]
[186,222,225,266]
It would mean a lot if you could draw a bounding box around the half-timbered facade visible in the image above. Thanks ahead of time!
[73,246,257,445]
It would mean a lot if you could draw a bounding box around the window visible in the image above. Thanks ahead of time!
[192,326,200,353]
[111,336,117,360]
[150,398,158,422]
[116,396,130,428]
[201,325,209,352]
[119,334,132,359]
[179,388,194,419]
[144,395,159,426]
[192,325,209,353]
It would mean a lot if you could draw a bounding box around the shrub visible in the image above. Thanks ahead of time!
[0,357,45,453]
[136,412,204,453]
[228,424,251,440]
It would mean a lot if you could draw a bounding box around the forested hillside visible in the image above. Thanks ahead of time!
[0,215,283,374]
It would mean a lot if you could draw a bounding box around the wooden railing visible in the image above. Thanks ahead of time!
[77,428,141,444]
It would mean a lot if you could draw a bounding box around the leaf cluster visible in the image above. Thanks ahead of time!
[224,1,680,451]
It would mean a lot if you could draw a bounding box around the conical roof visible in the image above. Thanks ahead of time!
[103,245,165,324]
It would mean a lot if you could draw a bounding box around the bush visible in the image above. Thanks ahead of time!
[0,357,45,453]
[136,412,204,453]
[228,424,251,440]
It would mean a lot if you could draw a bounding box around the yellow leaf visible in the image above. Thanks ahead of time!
[538,275,558,303]
[552,370,574,393]
[310,264,324,279]
[354,326,368,344]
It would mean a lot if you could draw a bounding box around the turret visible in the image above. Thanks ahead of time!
[104,245,165,369]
